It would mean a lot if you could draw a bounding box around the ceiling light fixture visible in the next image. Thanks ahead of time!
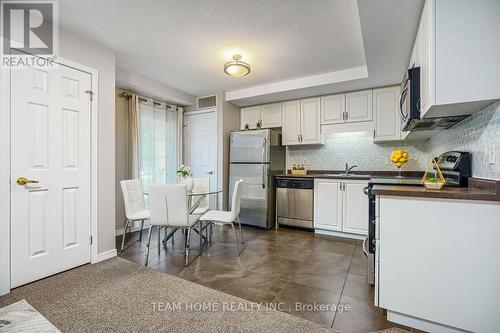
[224,54,251,77]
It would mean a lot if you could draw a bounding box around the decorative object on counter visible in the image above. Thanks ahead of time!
[422,158,445,190]
[177,165,194,192]
[390,149,409,178]
[244,123,250,130]
[256,119,262,128]
[291,163,307,176]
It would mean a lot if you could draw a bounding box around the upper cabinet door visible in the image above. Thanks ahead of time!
[419,0,433,117]
[346,90,373,123]
[281,100,301,145]
[373,86,401,142]
[321,94,345,125]
[260,103,282,128]
[300,97,321,144]
[240,106,260,130]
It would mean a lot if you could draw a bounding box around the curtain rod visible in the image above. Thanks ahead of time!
[119,90,175,109]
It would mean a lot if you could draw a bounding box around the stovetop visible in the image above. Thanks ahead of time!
[368,176,423,186]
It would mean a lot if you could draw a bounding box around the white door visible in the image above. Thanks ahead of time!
[183,111,217,208]
[11,64,92,288]
[281,100,301,145]
[343,180,368,235]
[374,86,401,142]
[321,94,345,125]
[260,103,282,128]
[240,106,260,130]
[346,90,373,123]
[314,179,342,231]
[300,97,321,144]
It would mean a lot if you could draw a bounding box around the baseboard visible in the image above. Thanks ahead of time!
[94,249,117,263]
[314,229,366,240]
[115,223,150,236]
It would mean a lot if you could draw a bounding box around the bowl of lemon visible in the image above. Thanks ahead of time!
[390,149,409,178]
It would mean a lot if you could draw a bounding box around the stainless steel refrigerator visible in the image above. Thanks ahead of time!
[229,129,285,229]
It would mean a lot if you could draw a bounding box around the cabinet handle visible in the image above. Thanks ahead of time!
[345,112,348,120]
[297,134,300,143]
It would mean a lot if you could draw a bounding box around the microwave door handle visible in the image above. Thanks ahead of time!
[399,86,408,122]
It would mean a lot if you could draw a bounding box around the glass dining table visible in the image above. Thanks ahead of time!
[144,189,221,214]
[144,188,222,250]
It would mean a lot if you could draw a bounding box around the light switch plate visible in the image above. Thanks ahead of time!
[488,144,496,164]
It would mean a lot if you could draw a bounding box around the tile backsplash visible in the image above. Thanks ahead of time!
[428,101,500,180]
[287,132,429,172]
[287,101,500,180]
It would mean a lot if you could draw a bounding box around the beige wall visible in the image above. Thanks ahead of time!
[59,28,116,254]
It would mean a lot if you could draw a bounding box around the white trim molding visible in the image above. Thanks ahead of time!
[0,57,99,294]
[95,249,117,263]
[225,66,368,102]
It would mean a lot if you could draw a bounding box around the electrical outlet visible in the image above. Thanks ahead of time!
[303,159,310,166]
[488,144,496,164]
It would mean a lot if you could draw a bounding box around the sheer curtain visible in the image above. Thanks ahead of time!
[139,99,178,194]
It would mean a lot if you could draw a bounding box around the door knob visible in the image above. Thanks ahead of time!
[16,177,39,185]
[207,171,214,175]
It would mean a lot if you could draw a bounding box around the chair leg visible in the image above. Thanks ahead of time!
[185,228,192,267]
[120,220,130,252]
[230,223,240,257]
[157,226,161,256]
[198,221,203,256]
[205,222,209,243]
[138,220,144,242]
[209,222,213,243]
[145,226,153,265]
[237,217,244,244]
[183,229,188,254]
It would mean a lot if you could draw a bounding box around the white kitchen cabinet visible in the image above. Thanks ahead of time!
[282,98,322,146]
[415,0,500,118]
[373,86,401,142]
[314,178,368,237]
[314,179,343,232]
[321,93,345,125]
[240,106,260,129]
[342,180,369,235]
[377,196,500,332]
[240,103,282,130]
[345,90,373,123]
[281,100,301,145]
[300,98,321,144]
[260,103,282,128]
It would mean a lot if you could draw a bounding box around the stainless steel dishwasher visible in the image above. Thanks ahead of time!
[276,178,314,229]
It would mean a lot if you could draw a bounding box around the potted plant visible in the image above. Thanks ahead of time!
[177,165,194,192]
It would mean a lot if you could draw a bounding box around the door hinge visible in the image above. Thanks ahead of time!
[85,90,94,101]
[90,236,93,245]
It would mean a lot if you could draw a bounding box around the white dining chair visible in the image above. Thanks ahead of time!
[146,184,201,266]
[191,177,210,215]
[200,179,244,257]
[120,179,150,252]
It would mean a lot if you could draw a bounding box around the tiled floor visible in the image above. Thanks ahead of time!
[118,224,413,332]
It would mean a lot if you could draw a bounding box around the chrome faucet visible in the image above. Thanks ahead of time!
[344,163,358,175]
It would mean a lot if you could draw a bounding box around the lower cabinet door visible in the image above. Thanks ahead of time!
[343,180,369,235]
[314,179,342,231]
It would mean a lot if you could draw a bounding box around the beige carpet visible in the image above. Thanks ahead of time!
[0,257,336,332]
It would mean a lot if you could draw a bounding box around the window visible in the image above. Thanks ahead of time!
[139,100,178,193]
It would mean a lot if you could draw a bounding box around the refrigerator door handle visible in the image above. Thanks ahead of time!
[262,138,267,163]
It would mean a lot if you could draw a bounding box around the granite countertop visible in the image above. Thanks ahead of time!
[275,173,372,180]
[372,178,500,202]
[275,170,423,181]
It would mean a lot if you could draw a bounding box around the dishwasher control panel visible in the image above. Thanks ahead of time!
[276,178,314,189]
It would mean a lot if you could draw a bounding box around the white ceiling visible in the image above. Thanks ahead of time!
[58,0,423,106]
